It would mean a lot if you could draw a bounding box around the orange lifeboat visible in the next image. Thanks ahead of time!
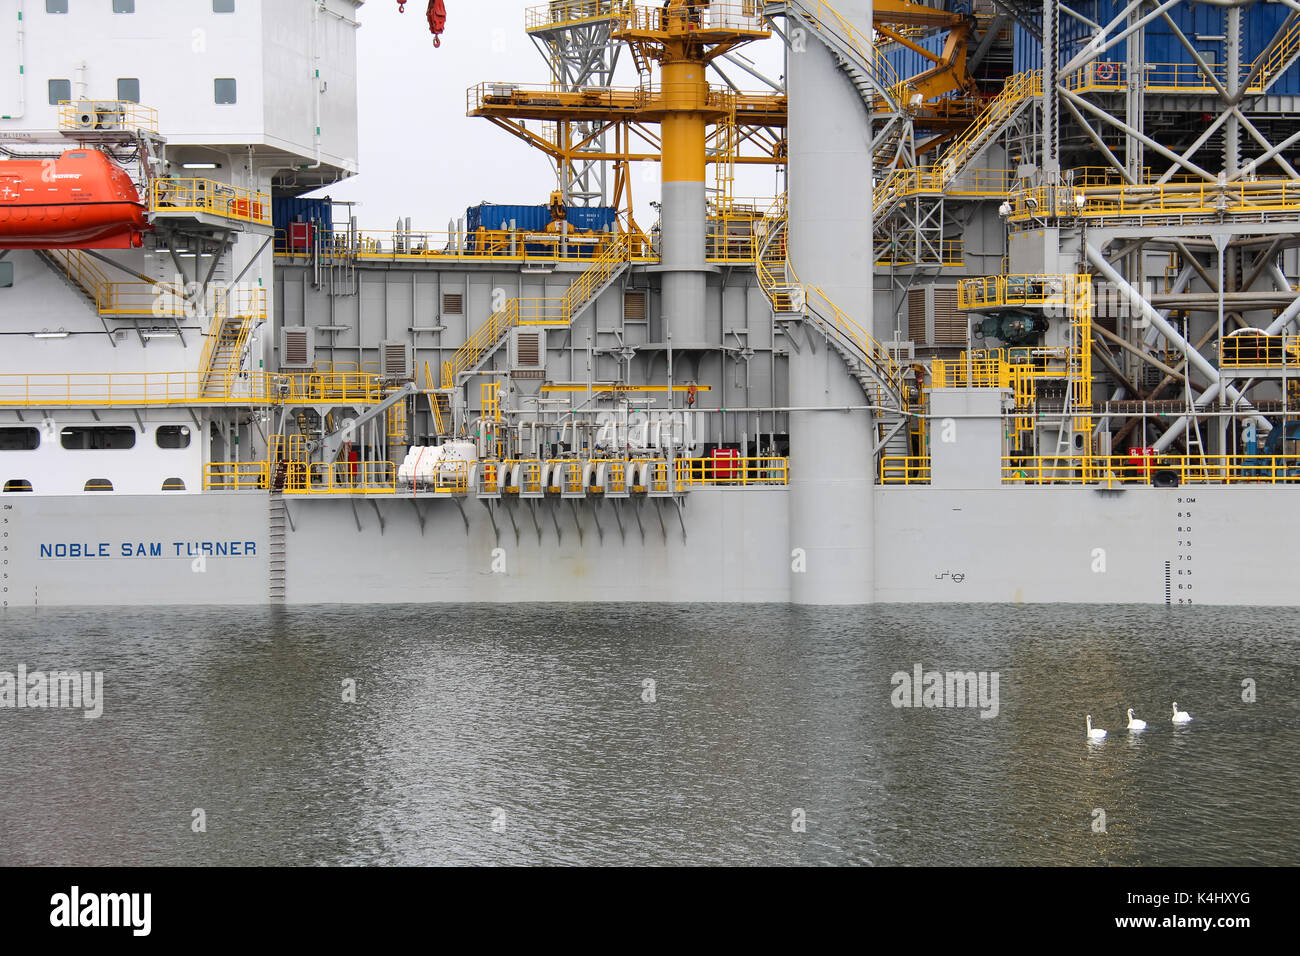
[0,149,150,250]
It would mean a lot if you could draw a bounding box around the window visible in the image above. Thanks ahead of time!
[156,425,192,449]
[0,261,13,288]
[3,480,33,493]
[61,426,136,450]
[48,79,71,105]
[112,0,135,12]
[0,427,40,451]
[84,479,114,492]
[45,0,67,13]
[117,78,140,104]
[213,0,235,11]
[162,478,186,491]
[214,78,237,105]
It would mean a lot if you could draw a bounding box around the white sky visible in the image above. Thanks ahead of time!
[314,1,786,230]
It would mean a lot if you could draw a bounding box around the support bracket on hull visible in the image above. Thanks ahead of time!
[368,498,386,536]
[529,499,544,544]
[349,497,362,533]
[611,499,626,543]
[504,499,520,545]
[408,497,426,536]
[482,498,500,544]
[568,498,585,546]
[453,497,470,534]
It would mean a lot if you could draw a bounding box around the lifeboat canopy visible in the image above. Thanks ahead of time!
[0,149,150,250]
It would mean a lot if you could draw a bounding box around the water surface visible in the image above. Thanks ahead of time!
[0,604,1295,865]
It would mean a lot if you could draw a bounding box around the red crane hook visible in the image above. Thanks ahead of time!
[397,0,445,47]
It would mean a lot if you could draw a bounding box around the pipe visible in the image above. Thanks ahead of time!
[1151,288,1300,449]
[308,0,323,168]
[1086,244,1269,446]
[2,1,24,120]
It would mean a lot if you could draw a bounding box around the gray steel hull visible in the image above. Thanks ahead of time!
[0,486,1284,606]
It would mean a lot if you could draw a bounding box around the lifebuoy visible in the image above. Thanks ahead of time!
[1096,62,1117,82]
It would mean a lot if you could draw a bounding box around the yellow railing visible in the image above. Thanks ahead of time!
[277,225,652,263]
[525,0,632,31]
[57,99,159,134]
[877,237,963,267]
[1256,16,1300,89]
[611,2,769,37]
[1004,455,1300,485]
[805,286,906,406]
[204,461,271,491]
[1009,177,1300,223]
[1220,333,1300,368]
[753,197,905,408]
[206,456,791,495]
[936,71,1040,179]
[874,73,1039,215]
[957,273,1081,310]
[877,454,1300,486]
[879,455,932,484]
[441,235,629,387]
[0,370,385,408]
[152,178,272,227]
[1062,30,1300,95]
[675,456,790,485]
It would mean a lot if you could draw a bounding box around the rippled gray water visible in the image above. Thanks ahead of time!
[0,604,1296,865]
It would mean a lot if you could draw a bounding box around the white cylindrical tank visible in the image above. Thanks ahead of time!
[786,0,876,605]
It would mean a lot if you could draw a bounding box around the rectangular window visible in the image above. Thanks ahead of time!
[117,78,140,104]
[0,427,40,451]
[112,0,135,12]
[48,79,71,105]
[0,261,13,288]
[45,0,67,13]
[60,426,137,450]
[214,78,237,105]
[213,0,235,11]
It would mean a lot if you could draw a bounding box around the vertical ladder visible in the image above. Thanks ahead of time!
[268,494,287,604]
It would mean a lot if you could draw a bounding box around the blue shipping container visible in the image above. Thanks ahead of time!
[467,203,617,233]
[272,196,333,233]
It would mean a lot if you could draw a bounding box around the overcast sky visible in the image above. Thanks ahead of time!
[315,1,785,230]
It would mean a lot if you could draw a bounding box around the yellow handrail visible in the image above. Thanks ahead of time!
[441,235,629,388]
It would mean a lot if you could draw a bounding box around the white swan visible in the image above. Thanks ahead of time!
[1172,702,1192,724]
[1126,708,1147,731]
[1086,715,1107,740]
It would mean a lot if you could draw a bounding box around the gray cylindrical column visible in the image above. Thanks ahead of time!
[786,0,876,605]
[660,180,708,344]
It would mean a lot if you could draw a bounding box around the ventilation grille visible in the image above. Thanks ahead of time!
[516,331,541,367]
[932,287,965,345]
[624,291,647,321]
[907,289,926,342]
[280,327,314,368]
[443,292,464,315]
[380,341,412,380]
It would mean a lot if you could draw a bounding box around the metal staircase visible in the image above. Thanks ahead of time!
[768,0,906,113]
[756,198,910,458]
[34,249,109,311]
[876,70,1042,218]
[441,236,630,388]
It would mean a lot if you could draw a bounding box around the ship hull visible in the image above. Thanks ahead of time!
[0,485,1290,607]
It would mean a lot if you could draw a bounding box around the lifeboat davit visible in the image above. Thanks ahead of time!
[0,149,149,250]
